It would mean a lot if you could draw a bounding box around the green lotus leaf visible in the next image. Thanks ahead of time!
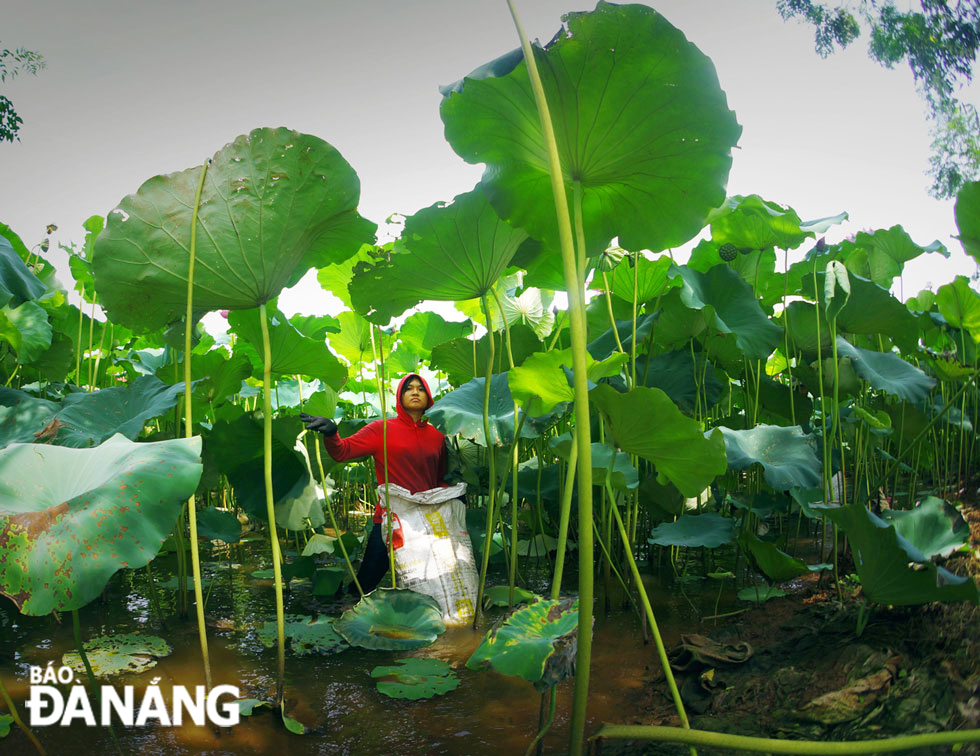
[233,698,274,717]
[0,713,12,738]
[429,323,541,387]
[801,270,919,352]
[428,373,554,446]
[708,195,811,251]
[738,532,809,582]
[467,597,578,690]
[195,507,242,543]
[482,585,541,609]
[586,312,658,362]
[936,276,980,344]
[349,190,530,325]
[955,180,980,263]
[442,2,740,256]
[497,287,556,341]
[756,375,813,429]
[301,386,339,421]
[62,632,172,677]
[737,585,786,603]
[717,425,822,490]
[880,497,970,560]
[31,332,76,384]
[313,567,345,597]
[0,223,57,290]
[818,503,979,606]
[397,311,471,360]
[0,235,45,309]
[641,349,723,415]
[327,310,380,367]
[228,306,346,390]
[610,253,675,305]
[550,437,638,491]
[258,615,348,656]
[0,434,202,614]
[204,415,324,531]
[93,127,376,333]
[668,264,783,360]
[315,243,376,309]
[190,351,252,408]
[834,336,935,402]
[837,226,948,289]
[0,387,58,449]
[301,532,360,559]
[335,588,446,651]
[371,657,459,700]
[50,375,187,448]
[648,513,735,548]
[852,406,892,433]
[590,384,726,498]
[0,300,52,364]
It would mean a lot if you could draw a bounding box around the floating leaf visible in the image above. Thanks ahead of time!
[467,597,578,691]
[648,513,735,549]
[0,434,202,615]
[371,657,459,700]
[335,588,446,651]
[258,615,348,656]
[62,632,172,677]
[482,585,541,609]
[93,127,376,333]
[0,713,12,738]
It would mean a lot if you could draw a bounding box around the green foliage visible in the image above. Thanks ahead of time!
[335,588,446,651]
[371,657,459,700]
[258,615,348,656]
[0,43,45,142]
[717,425,822,490]
[648,513,736,549]
[880,497,970,560]
[62,632,172,677]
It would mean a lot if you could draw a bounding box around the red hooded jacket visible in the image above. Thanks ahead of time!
[323,374,447,496]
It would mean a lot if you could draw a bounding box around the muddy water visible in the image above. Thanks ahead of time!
[0,540,723,755]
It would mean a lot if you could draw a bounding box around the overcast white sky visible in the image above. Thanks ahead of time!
[2,0,977,317]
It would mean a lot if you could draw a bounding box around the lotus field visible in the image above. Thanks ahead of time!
[1,3,980,755]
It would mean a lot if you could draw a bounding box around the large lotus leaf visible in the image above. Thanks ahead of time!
[93,127,375,333]
[837,226,948,289]
[442,3,740,256]
[586,312,658,362]
[717,425,821,490]
[430,324,541,387]
[0,300,52,363]
[428,373,553,446]
[327,310,392,366]
[0,433,202,615]
[738,532,809,582]
[610,253,675,305]
[0,387,58,449]
[590,384,726,497]
[936,276,980,343]
[371,657,459,700]
[508,348,627,416]
[648,513,735,548]
[51,375,187,448]
[467,598,578,690]
[642,349,723,415]
[349,191,529,325]
[801,271,919,351]
[499,287,556,340]
[258,615,348,656]
[783,301,832,355]
[228,306,346,390]
[955,181,980,263]
[819,503,979,606]
[756,375,813,429]
[880,497,970,560]
[315,243,376,309]
[668,264,783,360]
[190,351,252,408]
[654,289,708,349]
[550,437,638,491]
[0,223,57,290]
[708,195,811,251]
[834,336,935,402]
[335,588,446,650]
[62,632,172,677]
[195,507,242,543]
[397,311,471,360]
[0,236,45,309]
[31,332,76,384]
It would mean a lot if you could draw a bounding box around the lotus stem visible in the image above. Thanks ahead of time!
[0,674,46,755]
[525,686,557,756]
[591,724,980,754]
[369,324,394,588]
[183,158,213,693]
[259,302,287,706]
[473,292,498,627]
[550,434,576,599]
[504,4,595,751]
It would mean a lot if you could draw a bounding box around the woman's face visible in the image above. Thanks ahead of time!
[401,378,427,412]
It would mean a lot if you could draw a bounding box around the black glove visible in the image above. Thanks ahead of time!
[299,412,337,436]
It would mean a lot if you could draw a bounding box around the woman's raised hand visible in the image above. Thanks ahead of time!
[299,412,338,436]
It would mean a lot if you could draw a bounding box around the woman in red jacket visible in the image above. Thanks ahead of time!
[300,373,447,593]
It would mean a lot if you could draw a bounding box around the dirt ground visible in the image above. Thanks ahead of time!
[598,501,980,756]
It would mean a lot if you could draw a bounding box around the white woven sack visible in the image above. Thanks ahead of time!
[377,482,478,625]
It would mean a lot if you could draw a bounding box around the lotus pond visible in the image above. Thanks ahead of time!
[2,1,980,754]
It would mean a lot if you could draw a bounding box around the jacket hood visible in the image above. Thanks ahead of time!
[395,373,434,423]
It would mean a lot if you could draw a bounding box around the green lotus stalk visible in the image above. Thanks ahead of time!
[86,297,96,390]
[369,324,395,588]
[259,302,287,706]
[183,158,213,693]
[504,4,595,751]
[74,285,84,384]
[0,674,46,755]
[591,724,980,754]
[600,270,627,359]
[473,292,498,627]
